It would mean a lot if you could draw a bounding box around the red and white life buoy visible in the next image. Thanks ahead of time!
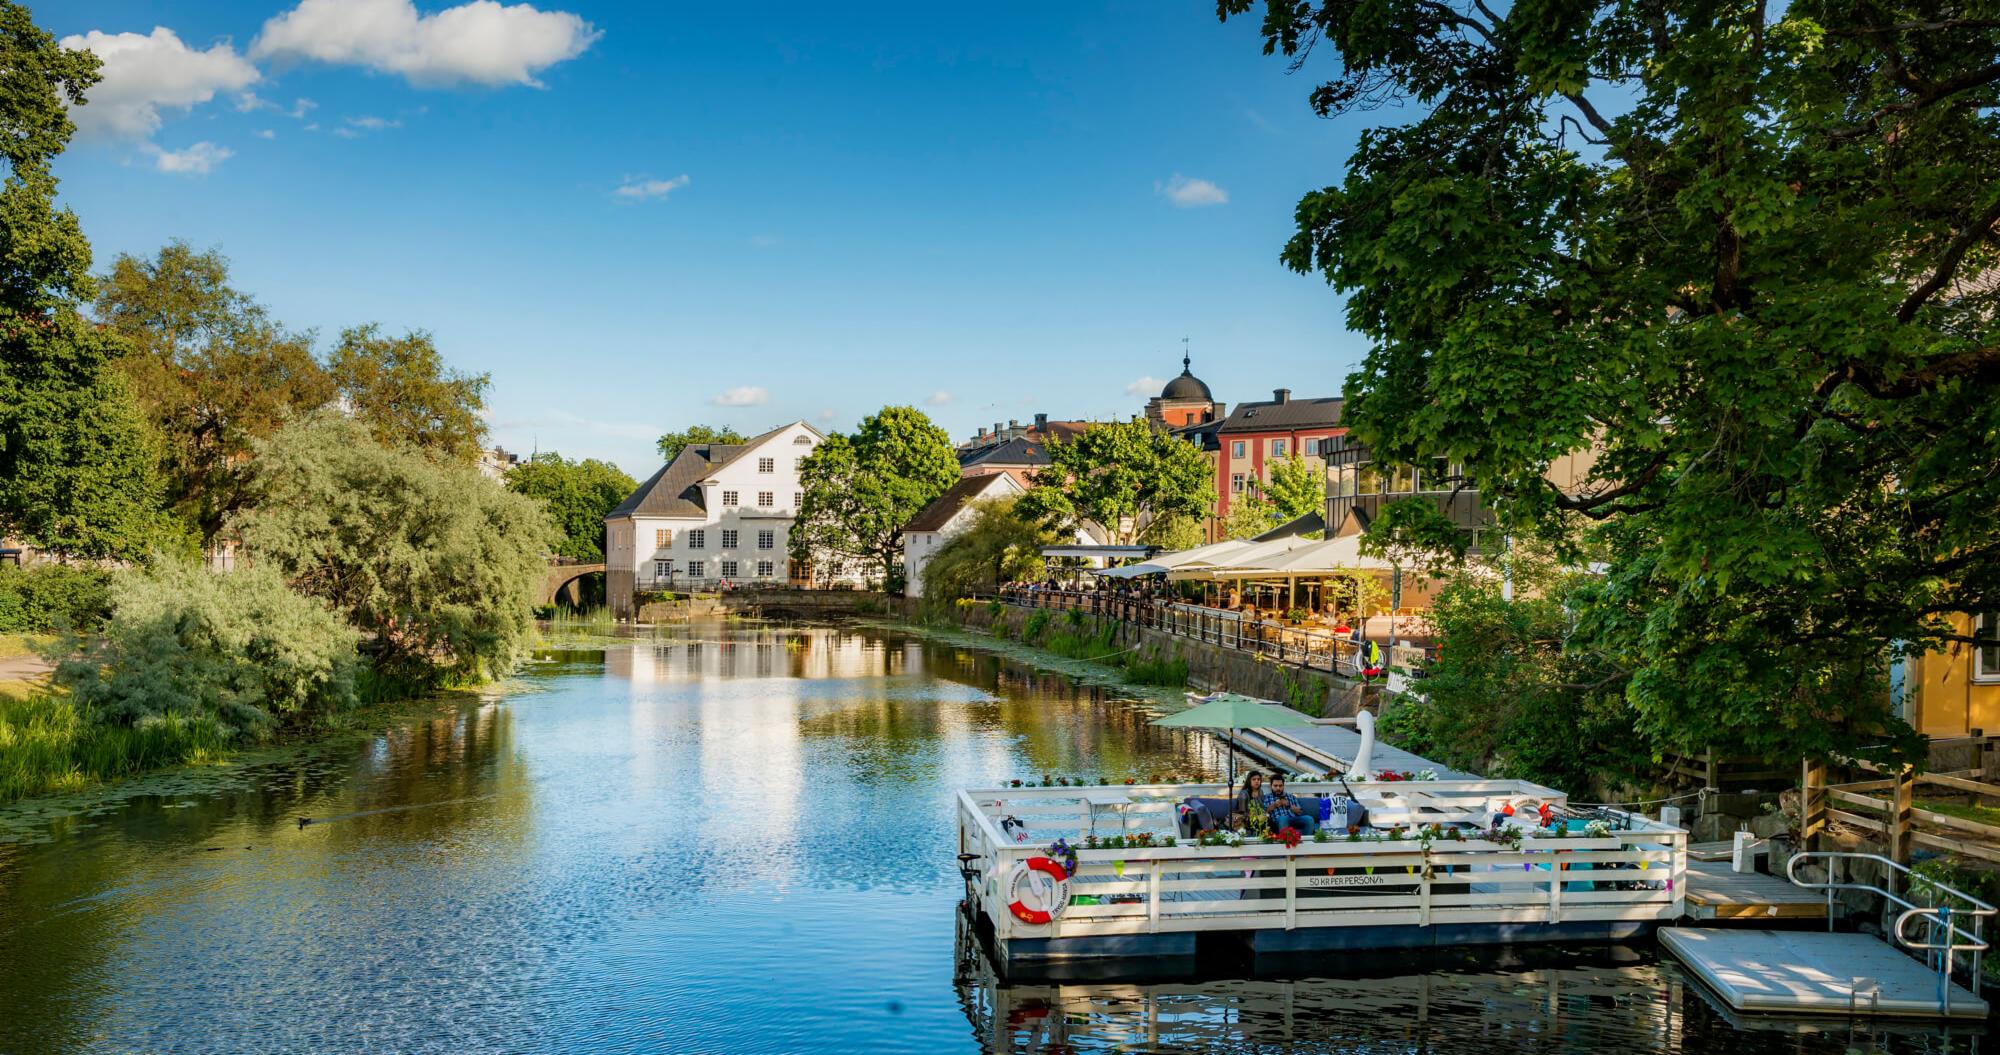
[1005,856,1072,925]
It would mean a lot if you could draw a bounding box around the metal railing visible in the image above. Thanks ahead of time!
[1787,851,1993,1015]
[990,587,1430,678]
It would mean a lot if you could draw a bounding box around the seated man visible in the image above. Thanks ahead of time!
[1262,775,1318,837]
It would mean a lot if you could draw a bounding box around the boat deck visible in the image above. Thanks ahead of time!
[1661,927,1986,1019]
[1234,719,1478,779]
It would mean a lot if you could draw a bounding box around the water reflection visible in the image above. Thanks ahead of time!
[954,916,1986,1054]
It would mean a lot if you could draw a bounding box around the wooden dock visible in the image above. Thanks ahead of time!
[1234,719,1477,779]
[1682,860,1828,921]
[1661,927,1986,1019]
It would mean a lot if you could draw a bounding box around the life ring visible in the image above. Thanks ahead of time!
[1005,856,1072,925]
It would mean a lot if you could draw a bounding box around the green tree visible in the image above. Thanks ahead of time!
[1220,491,1279,540]
[54,557,359,740]
[505,451,636,561]
[657,424,746,462]
[233,413,558,683]
[920,497,1055,603]
[1018,419,1214,546]
[327,325,489,461]
[792,406,958,587]
[1221,0,2000,764]
[95,241,333,546]
[1141,514,1206,552]
[0,4,170,561]
[1266,455,1326,524]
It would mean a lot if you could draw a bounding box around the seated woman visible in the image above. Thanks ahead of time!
[1263,774,1318,837]
[1232,771,1267,833]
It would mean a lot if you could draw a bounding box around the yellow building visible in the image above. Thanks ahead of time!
[1901,612,2000,738]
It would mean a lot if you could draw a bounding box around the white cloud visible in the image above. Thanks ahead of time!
[925,390,953,407]
[818,409,838,423]
[1125,376,1168,397]
[255,129,276,139]
[710,386,770,408]
[1157,174,1229,208]
[348,115,401,130]
[149,141,233,175]
[615,174,690,202]
[253,0,600,88]
[61,28,260,140]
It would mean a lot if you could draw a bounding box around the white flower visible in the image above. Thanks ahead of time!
[1584,820,1612,838]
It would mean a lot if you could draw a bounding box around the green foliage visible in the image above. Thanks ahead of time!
[1265,455,1326,523]
[792,407,958,585]
[656,424,746,462]
[0,8,175,561]
[0,690,230,804]
[1123,652,1190,687]
[95,241,333,545]
[1221,491,1279,540]
[1140,513,1205,551]
[0,563,111,632]
[53,558,359,740]
[1221,0,2000,764]
[327,324,490,461]
[233,413,559,683]
[1022,610,1051,642]
[920,497,1055,603]
[1376,569,1648,792]
[505,450,636,562]
[1018,419,1214,545]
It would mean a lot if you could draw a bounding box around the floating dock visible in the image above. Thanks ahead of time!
[1681,860,1829,921]
[1660,927,1987,1019]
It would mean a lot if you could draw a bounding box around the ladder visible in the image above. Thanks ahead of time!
[1787,851,1994,1015]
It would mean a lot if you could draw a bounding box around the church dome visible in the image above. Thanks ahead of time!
[1160,356,1212,401]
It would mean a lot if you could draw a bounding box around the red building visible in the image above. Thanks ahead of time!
[1213,389,1345,528]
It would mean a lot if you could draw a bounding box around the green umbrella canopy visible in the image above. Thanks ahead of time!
[1151,694,1317,730]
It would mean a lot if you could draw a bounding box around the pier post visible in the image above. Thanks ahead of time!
[1888,766,1915,864]
[1800,759,1827,850]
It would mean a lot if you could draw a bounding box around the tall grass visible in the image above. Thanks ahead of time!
[547,607,617,635]
[0,693,231,804]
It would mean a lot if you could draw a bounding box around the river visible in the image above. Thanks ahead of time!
[0,625,1984,1054]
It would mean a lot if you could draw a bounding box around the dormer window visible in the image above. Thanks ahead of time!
[793,435,812,445]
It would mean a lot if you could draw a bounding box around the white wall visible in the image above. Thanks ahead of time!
[619,422,823,586]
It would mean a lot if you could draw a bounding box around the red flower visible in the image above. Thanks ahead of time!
[1274,827,1302,848]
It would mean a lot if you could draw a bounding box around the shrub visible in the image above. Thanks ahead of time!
[1123,654,1189,687]
[1023,610,1050,643]
[0,563,113,633]
[0,691,231,804]
[53,559,359,740]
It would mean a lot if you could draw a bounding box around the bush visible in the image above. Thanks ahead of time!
[53,559,359,740]
[1022,611,1050,643]
[0,563,113,633]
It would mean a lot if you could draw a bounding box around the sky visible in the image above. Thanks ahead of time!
[47,0,1380,478]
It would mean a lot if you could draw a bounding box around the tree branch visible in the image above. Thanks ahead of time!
[1898,193,2000,322]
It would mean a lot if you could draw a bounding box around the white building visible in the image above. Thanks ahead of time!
[901,472,1026,598]
[605,422,827,617]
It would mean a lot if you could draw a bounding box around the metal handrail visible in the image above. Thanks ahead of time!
[1787,851,1992,1014]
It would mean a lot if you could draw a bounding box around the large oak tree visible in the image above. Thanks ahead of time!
[1221,0,2000,762]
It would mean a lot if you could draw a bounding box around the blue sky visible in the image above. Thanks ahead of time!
[48,1,1374,477]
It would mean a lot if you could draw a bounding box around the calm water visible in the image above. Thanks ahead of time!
[0,625,1985,1054]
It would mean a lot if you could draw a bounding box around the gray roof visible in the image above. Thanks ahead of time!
[1217,395,1343,434]
[608,421,815,520]
[905,475,1013,533]
[606,443,742,519]
[1254,510,1326,542]
[959,436,1054,469]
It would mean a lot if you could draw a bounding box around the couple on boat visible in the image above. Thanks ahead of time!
[1234,771,1317,837]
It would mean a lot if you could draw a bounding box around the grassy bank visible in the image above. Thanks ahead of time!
[0,692,233,803]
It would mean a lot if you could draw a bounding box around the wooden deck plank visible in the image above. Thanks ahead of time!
[1661,928,1986,1019]
[1681,860,1827,920]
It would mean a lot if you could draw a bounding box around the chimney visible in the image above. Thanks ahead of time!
[976,426,988,440]
[993,421,1003,438]
[1034,412,1048,431]
[1213,402,1226,420]
[1274,388,1291,404]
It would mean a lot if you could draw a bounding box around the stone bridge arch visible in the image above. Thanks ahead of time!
[541,562,606,608]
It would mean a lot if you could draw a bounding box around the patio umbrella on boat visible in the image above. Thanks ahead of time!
[1150,692,1317,787]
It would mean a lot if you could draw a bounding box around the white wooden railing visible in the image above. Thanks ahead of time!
[958,781,1687,945]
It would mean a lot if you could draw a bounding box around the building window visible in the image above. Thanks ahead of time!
[756,560,774,577]
[654,560,672,578]
[758,457,775,473]
[758,530,775,550]
[793,435,811,445]
[1271,439,1287,457]
[757,491,774,507]
[654,528,672,549]
[721,560,739,578]
[1231,440,1246,459]
[688,530,706,549]
[1230,473,1246,495]
[1388,464,1417,493]
[721,529,739,548]
[1331,465,1355,498]
[795,491,804,508]
[1977,613,2000,682]
[1356,462,1381,495]
[722,490,739,506]
[1302,438,1320,456]
[688,560,705,578]
[795,457,806,472]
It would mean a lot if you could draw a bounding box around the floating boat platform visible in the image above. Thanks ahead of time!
[1661,927,1987,1019]
[957,780,1687,973]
